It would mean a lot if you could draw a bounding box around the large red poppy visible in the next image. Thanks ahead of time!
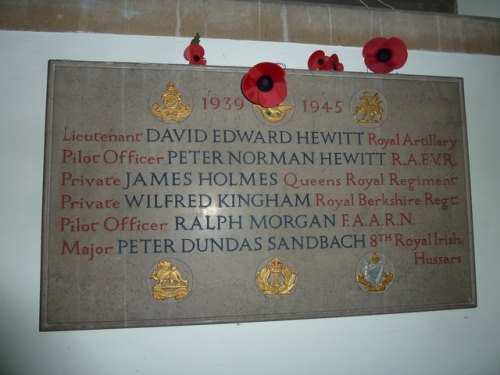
[241,62,287,108]
[363,37,407,73]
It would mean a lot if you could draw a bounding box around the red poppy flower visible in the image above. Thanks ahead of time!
[329,54,344,72]
[241,62,287,108]
[363,37,407,73]
[184,33,206,65]
[308,50,332,70]
[308,50,344,72]
[184,44,206,65]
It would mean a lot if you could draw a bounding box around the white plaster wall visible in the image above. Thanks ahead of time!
[0,29,499,374]
[457,0,500,18]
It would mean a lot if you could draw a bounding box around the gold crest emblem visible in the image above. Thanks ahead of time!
[352,90,385,124]
[257,256,297,296]
[356,252,394,292]
[150,82,192,122]
[254,103,295,123]
[150,259,189,300]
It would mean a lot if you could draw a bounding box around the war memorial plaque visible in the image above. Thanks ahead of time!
[40,60,476,331]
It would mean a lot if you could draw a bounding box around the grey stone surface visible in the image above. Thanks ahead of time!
[40,61,475,330]
[0,0,499,54]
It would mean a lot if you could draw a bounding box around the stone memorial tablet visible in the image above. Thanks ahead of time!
[40,60,476,331]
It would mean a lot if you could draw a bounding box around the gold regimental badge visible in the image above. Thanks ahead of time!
[352,91,384,124]
[150,259,189,300]
[257,256,297,296]
[150,82,192,122]
[254,103,294,123]
[356,252,394,292]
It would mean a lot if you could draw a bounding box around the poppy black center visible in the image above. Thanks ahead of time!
[257,75,274,92]
[376,48,392,62]
[318,58,325,65]
[193,55,200,62]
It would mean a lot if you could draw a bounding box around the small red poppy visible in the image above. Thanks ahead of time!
[308,50,333,71]
[241,62,287,108]
[308,50,344,72]
[184,33,206,65]
[363,37,407,73]
[329,54,344,72]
